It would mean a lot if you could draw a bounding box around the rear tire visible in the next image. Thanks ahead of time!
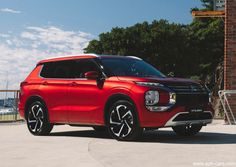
[107,100,142,141]
[172,124,202,136]
[26,101,53,136]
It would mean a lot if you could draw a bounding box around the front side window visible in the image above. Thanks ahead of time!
[99,57,165,78]
[73,59,100,78]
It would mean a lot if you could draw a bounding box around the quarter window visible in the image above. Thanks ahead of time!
[40,60,75,78]
[40,59,100,79]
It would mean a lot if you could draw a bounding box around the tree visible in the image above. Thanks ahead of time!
[200,0,214,10]
[84,0,224,117]
[84,19,223,80]
[84,0,223,83]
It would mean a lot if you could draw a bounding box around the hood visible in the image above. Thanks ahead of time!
[116,76,200,85]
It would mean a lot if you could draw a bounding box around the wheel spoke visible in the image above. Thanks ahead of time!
[28,104,44,133]
[109,104,134,138]
[117,123,125,137]
[31,105,38,119]
[110,119,122,126]
[38,117,43,125]
[33,120,39,132]
[36,108,43,117]
[122,110,132,119]
[110,110,122,126]
[37,119,42,131]
[115,105,124,121]
[28,119,37,123]
[124,120,132,135]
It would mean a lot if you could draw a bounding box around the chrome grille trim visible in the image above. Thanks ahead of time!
[166,84,207,94]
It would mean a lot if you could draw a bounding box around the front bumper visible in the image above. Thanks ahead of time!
[137,104,214,128]
[164,111,213,127]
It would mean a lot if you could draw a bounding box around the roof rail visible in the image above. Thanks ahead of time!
[43,53,99,60]
[127,56,142,60]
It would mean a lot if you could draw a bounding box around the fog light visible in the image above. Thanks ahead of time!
[169,92,176,104]
[147,106,169,112]
[145,91,159,105]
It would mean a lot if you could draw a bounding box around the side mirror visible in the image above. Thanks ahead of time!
[84,71,99,80]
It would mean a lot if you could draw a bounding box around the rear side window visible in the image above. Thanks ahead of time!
[40,59,100,79]
[40,60,75,78]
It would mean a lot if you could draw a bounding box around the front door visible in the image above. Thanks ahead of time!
[68,59,103,124]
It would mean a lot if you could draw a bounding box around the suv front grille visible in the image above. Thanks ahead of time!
[166,83,209,106]
[176,94,209,106]
[167,84,207,94]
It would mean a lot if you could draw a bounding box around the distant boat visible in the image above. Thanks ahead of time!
[0,107,14,114]
[0,72,16,114]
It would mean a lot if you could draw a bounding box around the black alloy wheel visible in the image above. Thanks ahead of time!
[107,100,142,141]
[26,101,53,135]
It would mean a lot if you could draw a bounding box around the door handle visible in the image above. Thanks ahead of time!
[69,82,79,87]
[42,81,48,85]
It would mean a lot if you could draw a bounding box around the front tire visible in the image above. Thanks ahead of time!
[26,101,53,136]
[107,100,142,141]
[172,124,202,136]
[93,126,107,133]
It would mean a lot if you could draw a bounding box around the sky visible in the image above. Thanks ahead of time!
[0,0,203,89]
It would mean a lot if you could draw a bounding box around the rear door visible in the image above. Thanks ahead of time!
[40,60,74,123]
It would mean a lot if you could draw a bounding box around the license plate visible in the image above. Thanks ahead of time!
[190,109,203,113]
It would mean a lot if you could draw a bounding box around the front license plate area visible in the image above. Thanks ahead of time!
[189,108,203,113]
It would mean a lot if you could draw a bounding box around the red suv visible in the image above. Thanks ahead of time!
[19,54,213,140]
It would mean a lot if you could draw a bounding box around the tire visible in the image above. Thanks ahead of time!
[172,124,202,136]
[107,100,142,141]
[93,126,107,133]
[26,101,53,136]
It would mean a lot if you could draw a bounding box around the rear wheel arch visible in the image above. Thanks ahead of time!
[104,94,140,126]
[25,96,48,119]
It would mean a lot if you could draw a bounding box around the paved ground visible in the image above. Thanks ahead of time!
[0,120,236,167]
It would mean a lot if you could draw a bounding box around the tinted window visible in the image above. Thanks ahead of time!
[74,59,100,78]
[40,59,100,79]
[99,58,165,78]
[40,60,75,78]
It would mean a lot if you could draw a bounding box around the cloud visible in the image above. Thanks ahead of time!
[21,26,92,53]
[0,33,10,38]
[0,8,21,14]
[0,26,94,89]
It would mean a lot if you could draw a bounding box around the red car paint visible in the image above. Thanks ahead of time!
[19,54,213,129]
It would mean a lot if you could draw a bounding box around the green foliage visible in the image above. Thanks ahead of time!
[84,0,224,82]
[200,0,214,10]
[192,0,214,11]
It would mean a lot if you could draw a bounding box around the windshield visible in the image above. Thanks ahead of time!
[99,57,165,78]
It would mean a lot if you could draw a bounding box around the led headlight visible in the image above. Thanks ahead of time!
[136,82,164,87]
[145,90,159,105]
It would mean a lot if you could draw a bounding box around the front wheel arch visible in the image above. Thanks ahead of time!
[104,94,140,126]
[106,99,142,140]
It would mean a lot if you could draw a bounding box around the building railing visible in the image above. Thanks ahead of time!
[218,90,236,125]
[0,90,23,122]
